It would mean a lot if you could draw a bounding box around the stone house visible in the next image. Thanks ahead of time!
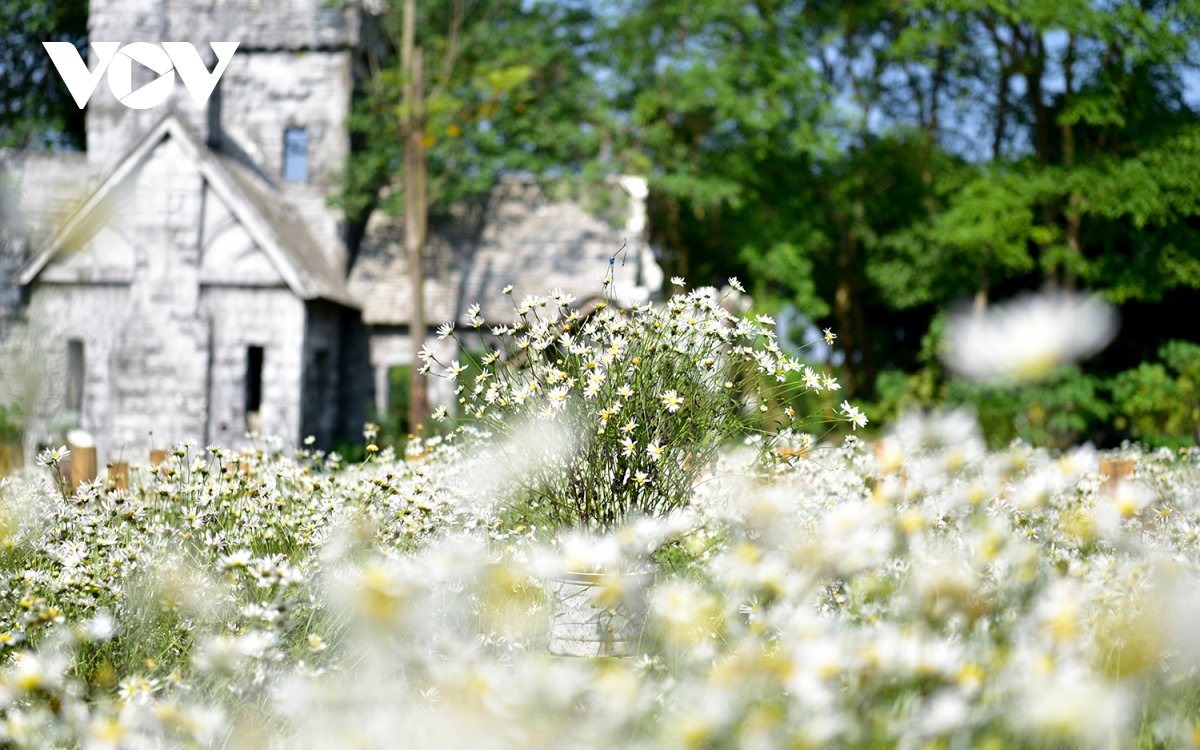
[0,0,658,466]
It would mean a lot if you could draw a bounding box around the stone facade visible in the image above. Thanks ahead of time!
[4,112,364,463]
[0,0,656,465]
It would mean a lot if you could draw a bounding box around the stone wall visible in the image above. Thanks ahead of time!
[201,286,306,449]
[350,176,659,329]
[85,0,358,163]
[90,0,359,53]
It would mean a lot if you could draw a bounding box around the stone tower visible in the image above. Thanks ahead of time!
[85,0,359,274]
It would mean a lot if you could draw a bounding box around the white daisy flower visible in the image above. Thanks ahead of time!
[943,291,1118,383]
[548,386,570,410]
[647,441,665,461]
[660,390,684,413]
[621,437,636,457]
[840,400,868,430]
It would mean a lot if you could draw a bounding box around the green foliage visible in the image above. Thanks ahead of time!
[870,167,1048,310]
[741,240,828,319]
[946,367,1110,451]
[0,0,87,149]
[334,0,606,224]
[599,0,1200,401]
[874,367,937,429]
[605,0,827,288]
[1111,340,1200,447]
[368,364,414,449]
[874,332,1200,452]
[0,403,21,444]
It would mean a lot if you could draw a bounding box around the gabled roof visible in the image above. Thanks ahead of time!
[17,111,357,308]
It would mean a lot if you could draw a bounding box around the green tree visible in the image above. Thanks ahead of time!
[604,0,827,287]
[861,1,1200,299]
[608,0,1200,402]
[1112,340,1200,447]
[339,0,605,222]
[335,0,606,428]
[0,0,87,149]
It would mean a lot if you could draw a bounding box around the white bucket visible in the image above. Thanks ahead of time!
[547,571,651,658]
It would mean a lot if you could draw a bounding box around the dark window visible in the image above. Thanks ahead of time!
[245,346,264,414]
[314,350,329,403]
[283,127,308,182]
[66,340,84,412]
[313,349,330,441]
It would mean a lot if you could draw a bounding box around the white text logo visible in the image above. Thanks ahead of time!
[43,42,239,110]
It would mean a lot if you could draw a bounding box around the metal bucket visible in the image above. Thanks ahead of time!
[547,570,651,658]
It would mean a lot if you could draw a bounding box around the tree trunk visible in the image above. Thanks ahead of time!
[1024,32,1051,166]
[402,0,430,432]
[993,56,1008,162]
[665,194,688,286]
[1011,26,1054,272]
[829,197,874,399]
[1064,193,1081,291]
[975,259,989,313]
[1061,33,1080,292]
[833,279,859,395]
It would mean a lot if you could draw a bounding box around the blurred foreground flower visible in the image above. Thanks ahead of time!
[943,292,1118,383]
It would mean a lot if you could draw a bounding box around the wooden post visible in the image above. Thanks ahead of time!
[872,440,907,492]
[0,445,23,477]
[69,444,97,490]
[1099,458,1134,491]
